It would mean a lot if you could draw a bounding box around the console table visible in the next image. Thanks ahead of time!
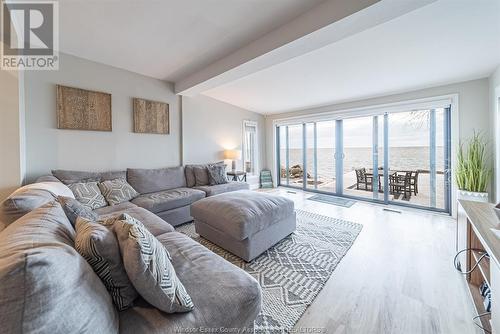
[457,200,500,333]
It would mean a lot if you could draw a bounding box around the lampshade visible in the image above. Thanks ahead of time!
[224,149,241,160]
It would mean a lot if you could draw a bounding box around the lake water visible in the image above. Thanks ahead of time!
[281,146,445,179]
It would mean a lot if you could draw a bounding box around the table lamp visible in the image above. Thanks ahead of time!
[224,149,242,171]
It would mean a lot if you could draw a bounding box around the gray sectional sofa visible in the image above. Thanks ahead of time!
[0,165,260,333]
[51,165,249,226]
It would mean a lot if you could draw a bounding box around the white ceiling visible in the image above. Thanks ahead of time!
[58,0,324,82]
[203,0,500,114]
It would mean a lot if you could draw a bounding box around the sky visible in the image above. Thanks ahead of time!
[282,109,445,149]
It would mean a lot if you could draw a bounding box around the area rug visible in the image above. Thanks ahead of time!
[175,209,362,333]
[307,194,356,207]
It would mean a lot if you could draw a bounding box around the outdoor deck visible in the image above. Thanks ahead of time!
[283,170,445,210]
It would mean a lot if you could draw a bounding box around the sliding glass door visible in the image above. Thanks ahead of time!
[342,116,385,201]
[387,108,449,210]
[278,124,304,189]
[304,121,336,193]
[276,106,452,213]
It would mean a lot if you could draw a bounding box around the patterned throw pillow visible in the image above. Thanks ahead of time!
[74,216,138,311]
[68,181,107,210]
[114,213,194,313]
[57,196,98,226]
[98,178,139,206]
[207,164,228,185]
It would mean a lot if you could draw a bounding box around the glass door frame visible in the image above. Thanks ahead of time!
[275,107,452,214]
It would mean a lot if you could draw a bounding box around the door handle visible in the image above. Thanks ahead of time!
[334,152,345,159]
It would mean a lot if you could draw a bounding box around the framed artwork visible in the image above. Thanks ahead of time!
[56,85,112,131]
[133,98,169,134]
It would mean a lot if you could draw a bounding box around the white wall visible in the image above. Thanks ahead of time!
[0,42,23,200]
[490,66,500,202]
[182,94,266,172]
[265,78,491,196]
[24,53,180,182]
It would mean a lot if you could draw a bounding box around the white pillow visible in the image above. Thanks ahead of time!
[11,182,75,199]
[0,182,75,231]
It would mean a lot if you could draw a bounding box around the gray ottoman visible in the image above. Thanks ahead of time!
[191,190,296,262]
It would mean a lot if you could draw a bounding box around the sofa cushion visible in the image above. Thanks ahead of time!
[207,164,228,185]
[52,169,100,184]
[185,162,224,188]
[184,165,196,188]
[119,231,261,333]
[36,175,62,183]
[191,190,295,240]
[93,201,138,215]
[0,201,119,334]
[114,214,194,313]
[192,165,209,186]
[68,181,108,210]
[132,188,205,213]
[127,167,186,194]
[0,181,74,231]
[99,178,139,205]
[75,217,138,311]
[194,181,249,197]
[57,196,99,226]
[52,169,126,184]
[96,204,175,237]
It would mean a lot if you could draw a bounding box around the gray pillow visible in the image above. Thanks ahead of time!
[68,181,108,210]
[98,178,139,206]
[57,196,98,226]
[193,161,224,187]
[184,165,196,188]
[192,165,209,186]
[114,213,194,313]
[75,216,138,311]
[207,164,228,185]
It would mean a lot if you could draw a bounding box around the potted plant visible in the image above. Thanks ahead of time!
[455,132,491,202]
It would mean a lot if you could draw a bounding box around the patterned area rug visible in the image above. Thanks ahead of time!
[176,209,362,333]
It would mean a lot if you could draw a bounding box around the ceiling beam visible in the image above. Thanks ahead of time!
[175,0,436,96]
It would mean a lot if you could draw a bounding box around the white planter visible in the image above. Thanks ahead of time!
[457,190,489,203]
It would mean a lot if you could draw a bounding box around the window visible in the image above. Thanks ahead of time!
[243,121,258,175]
[275,102,452,213]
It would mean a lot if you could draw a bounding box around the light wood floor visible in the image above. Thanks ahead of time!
[264,187,478,334]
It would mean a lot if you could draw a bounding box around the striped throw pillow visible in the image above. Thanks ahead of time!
[114,213,194,313]
[75,216,138,310]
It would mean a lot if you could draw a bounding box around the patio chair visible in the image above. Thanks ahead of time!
[355,168,373,191]
[410,170,419,195]
[389,171,412,199]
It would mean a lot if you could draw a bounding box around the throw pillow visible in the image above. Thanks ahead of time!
[98,178,139,206]
[57,196,98,226]
[207,164,228,185]
[114,213,194,313]
[74,216,138,311]
[0,181,74,231]
[193,161,224,187]
[192,165,210,186]
[68,181,107,210]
